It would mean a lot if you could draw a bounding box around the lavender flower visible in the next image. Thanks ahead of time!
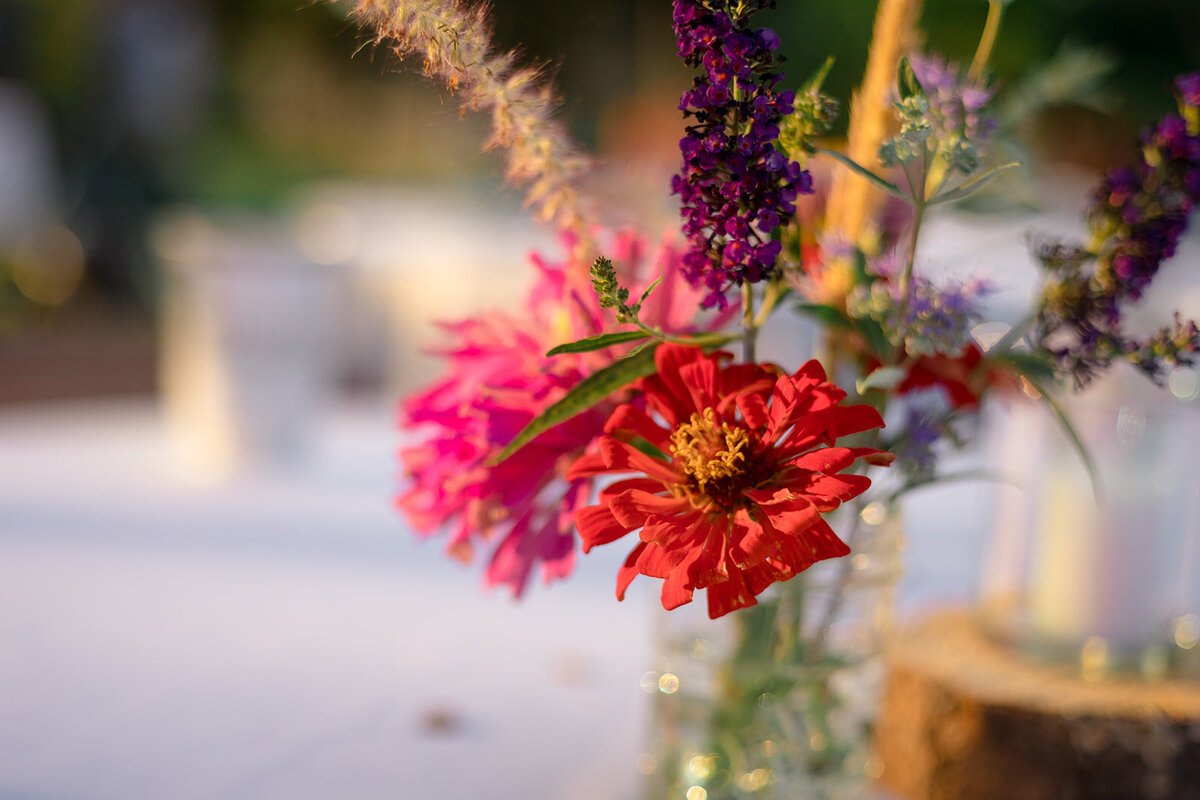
[1036,73,1200,385]
[672,0,812,309]
[892,401,946,482]
[880,53,995,175]
[850,254,991,357]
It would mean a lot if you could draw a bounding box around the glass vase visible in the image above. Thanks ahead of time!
[979,367,1200,681]
[640,501,903,800]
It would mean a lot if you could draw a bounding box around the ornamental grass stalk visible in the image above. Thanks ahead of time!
[824,0,923,249]
[348,0,591,237]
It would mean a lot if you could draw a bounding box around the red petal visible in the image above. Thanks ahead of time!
[793,359,828,384]
[641,374,690,430]
[803,518,852,560]
[608,489,691,528]
[730,509,778,567]
[790,446,858,474]
[653,344,706,412]
[604,404,670,448]
[679,357,721,412]
[804,472,872,504]
[735,391,770,431]
[636,540,690,580]
[599,477,668,500]
[575,505,633,552]
[790,446,891,475]
[743,561,793,596]
[762,496,821,536]
[862,449,896,466]
[600,437,681,483]
[705,568,759,619]
[565,451,608,480]
[828,403,886,438]
[660,547,704,610]
[785,404,885,452]
[719,363,773,397]
[639,511,703,544]
[616,543,646,600]
[762,514,818,573]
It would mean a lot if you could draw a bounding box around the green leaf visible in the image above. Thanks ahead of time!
[803,56,835,92]
[634,268,664,311]
[856,316,893,361]
[851,248,872,285]
[489,344,660,465]
[856,365,907,394]
[623,339,656,360]
[929,161,1021,205]
[897,56,924,100]
[795,302,854,330]
[545,330,651,357]
[815,149,908,200]
[989,350,1057,384]
[629,436,669,461]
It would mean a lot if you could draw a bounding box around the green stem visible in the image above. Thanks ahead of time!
[742,282,757,363]
[805,500,867,666]
[752,275,787,329]
[630,319,732,348]
[968,0,1005,83]
[895,185,927,362]
[990,311,1037,353]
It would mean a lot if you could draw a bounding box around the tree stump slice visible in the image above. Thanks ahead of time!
[875,611,1200,800]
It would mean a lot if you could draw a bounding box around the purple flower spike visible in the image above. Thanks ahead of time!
[1036,72,1200,385]
[671,0,812,309]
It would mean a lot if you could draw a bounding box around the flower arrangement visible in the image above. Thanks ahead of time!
[344,0,1200,794]
[353,0,1200,615]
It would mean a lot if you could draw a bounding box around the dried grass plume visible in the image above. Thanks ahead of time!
[825,0,923,248]
[347,0,592,236]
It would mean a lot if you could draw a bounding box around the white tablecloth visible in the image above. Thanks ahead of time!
[0,400,987,799]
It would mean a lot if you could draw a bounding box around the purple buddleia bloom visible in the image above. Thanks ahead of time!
[850,254,991,357]
[1035,73,1200,386]
[886,53,996,174]
[894,402,945,481]
[672,0,812,309]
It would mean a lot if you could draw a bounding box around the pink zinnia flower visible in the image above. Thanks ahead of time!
[398,232,731,597]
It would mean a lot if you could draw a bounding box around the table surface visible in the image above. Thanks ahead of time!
[0,398,992,800]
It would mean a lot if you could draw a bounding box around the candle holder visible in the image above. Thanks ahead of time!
[980,365,1200,681]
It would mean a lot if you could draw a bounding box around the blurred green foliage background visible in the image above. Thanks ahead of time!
[0,0,1195,319]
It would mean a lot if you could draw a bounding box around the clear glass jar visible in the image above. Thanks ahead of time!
[640,501,903,800]
[979,366,1200,680]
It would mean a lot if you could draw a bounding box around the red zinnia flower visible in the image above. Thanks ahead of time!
[567,344,893,619]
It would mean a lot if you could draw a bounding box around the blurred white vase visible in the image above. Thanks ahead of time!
[154,210,337,481]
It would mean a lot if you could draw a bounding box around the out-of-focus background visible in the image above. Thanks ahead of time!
[1,0,1198,401]
[1,1,1198,798]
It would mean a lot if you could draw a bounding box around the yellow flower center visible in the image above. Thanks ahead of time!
[669,407,751,496]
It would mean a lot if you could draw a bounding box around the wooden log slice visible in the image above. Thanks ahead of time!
[875,611,1200,800]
